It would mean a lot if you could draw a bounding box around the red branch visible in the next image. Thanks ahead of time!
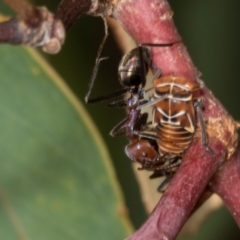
[55,0,92,30]
[1,0,238,238]
[210,146,240,227]
[111,0,239,239]
[126,141,225,239]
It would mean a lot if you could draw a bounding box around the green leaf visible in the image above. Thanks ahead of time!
[0,32,132,240]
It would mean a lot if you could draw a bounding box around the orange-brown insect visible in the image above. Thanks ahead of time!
[138,76,214,158]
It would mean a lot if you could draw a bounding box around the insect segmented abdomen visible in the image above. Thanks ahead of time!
[156,123,194,155]
[152,76,199,157]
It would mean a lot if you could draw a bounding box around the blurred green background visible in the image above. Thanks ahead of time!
[3,0,240,239]
[37,0,240,239]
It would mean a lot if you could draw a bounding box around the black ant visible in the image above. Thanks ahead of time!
[85,40,182,191]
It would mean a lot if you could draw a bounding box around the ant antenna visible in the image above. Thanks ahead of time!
[85,16,109,103]
[138,44,147,88]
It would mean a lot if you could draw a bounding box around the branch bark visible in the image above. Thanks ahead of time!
[108,0,239,239]
[55,0,92,30]
[0,1,66,54]
[2,0,239,238]
[210,146,240,227]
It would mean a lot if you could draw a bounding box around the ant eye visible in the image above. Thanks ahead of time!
[142,152,147,157]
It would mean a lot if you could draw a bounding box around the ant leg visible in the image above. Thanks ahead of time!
[110,117,128,137]
[85,56,109,103]
[137,41,182,88]
[108,98,149,108]
[141,156,181,171]
[150,65,161,83]
[141,41,182,48]
[138,42,174,87]
[151,158,180,192]
[157,177,171,193]
[85,17,135,104]
[140,41,181,84]
[138,44,148,88]
[85,17,109,103]
[155,163,178,193]
[134,131,159,141]
[133,113,149,131]
[137,154,162,170]
[136,94,169,110]
[138,43,170,86]
[144,86,154,93]
[149,169,167,179]
[87,88,129,104]
[110,113,148,137]
[151,157,182,172]
[194,99,215,155]
[108,98,128,108]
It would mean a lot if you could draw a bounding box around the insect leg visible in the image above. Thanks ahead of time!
[141,157,181,171]
[110,117,128,137]
[134,131,159,141]
[133,113,148,131]
[138,42,177,87]
[138,41,181,87]
[107,91,148,107]
[85,17,109,103]
[150,157,180,192]
[136,95,167,110]
[141,42,182,48]
[108,98,128,108]
[138,44,148,88]
[149,169,168,179]
[111,112,148,137]
[86,88,129,104]
[156,177,171,193]
[194,99,215,155]
[155,158,181,193]
[150,66,161,83]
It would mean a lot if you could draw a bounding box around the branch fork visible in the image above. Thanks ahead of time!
[0,0,239,239]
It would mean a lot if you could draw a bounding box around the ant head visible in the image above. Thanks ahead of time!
[125,139,159,165]
[118,46,151,89]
